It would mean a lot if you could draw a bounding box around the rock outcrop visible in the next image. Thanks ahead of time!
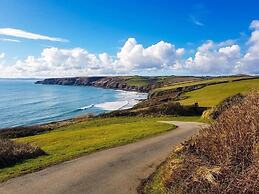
[35,77,150,93]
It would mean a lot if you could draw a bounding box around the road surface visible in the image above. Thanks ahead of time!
[0,121,206,194]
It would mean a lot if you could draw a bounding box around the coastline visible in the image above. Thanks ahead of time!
[35,77,152,93]
[0,81,148,132]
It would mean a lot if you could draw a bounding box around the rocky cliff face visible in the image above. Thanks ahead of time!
[35,77,150,93]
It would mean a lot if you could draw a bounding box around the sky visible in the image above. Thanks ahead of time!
[0,0,259,77]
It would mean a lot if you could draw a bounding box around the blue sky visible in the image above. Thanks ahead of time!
[0,0,259,77]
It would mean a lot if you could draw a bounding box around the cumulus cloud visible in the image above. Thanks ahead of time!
[235,20,259,74]
[0,28,67,42]
[114,38,184,72]
[0,52,6,67]
[184,20,259,74]
[0,53,5,59]
[1,20,259,77]
[11,47,110,77]
[250,20,259,29]
[184,41,241,74]
[0,38,184,77]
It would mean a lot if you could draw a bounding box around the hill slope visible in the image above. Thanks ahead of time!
[179,78,259,107]
[141,92,259,194]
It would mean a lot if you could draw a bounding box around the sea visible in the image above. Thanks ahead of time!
[0,79,147,129]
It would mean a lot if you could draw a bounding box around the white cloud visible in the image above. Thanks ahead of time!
[0,38,184,77]
[11,47,108,77]
[0,38,21,43]
[184,41,241,74]
[114,38,184,72]
[1,20,259,77]
[236,20,259,74]
[0,28,67,42]
[0,52,6,67]
[184,20,259,74]
[250,20,259,30]
[0,53,5,59]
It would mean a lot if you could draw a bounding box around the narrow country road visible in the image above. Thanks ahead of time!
[0,121,206,194]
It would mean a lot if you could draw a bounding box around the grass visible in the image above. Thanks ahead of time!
[124,76,150,87]
[179,78,259,107]
[140,150,185,194]
[121,75,204,88]
[0,116,183,182]
[142,92,259,194]
[140,159,171,194]
[0,138,45,168]
[167,116,202,122]
[155,76,251,91]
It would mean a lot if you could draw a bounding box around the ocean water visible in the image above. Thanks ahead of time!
[0,79,147,129]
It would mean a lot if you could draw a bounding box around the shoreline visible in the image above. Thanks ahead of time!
[0,84,148,132]
[35,77,151,93]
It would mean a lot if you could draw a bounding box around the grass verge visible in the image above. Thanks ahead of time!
[141,91,259,194]
[0,116,186,182]
[139,155,172,194]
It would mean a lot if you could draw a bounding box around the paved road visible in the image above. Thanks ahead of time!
[0,121,206,194]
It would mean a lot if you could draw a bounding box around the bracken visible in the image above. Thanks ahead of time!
[0,138,45,168]
[165,91,259,194]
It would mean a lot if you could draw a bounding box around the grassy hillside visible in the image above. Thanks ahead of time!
[155,76,250,91]
[141,92,259,194]
[2,75,258,184]
[118,75,204,88]
[0,116,180,182]
[179,78,259,107]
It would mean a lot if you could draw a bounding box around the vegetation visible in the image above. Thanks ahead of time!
[103,102,206,118]
[120,75,204,88]
[0,116,179,182]
[0,138,45,168]
[206,93,245,120]
[123,76,151,87]
[2,75,259,187]
[155,76,252,91]
[179,78,259,107]
[0,115,93,138]
[141,92,259,194]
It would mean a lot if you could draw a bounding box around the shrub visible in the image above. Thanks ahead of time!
[164,91,259,193]
[211,93,245,119]
[0,126,52,139]
[0,138,45,168]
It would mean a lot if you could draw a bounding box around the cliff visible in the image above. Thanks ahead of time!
[35,77,151,93]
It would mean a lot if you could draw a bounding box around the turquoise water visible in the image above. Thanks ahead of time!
[0,79,147,129]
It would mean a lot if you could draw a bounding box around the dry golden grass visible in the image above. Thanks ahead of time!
[0,138,45,168]
[163,91,259,194]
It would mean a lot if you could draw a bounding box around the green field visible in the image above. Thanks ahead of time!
[155,76,252,91]
[123,76,150,87]
[179,78,259,107]
[120,75,204,88]
[0,116,182,182]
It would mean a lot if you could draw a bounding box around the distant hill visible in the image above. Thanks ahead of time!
[35,75,205,93]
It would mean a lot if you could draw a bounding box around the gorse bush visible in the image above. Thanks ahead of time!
[0,138,45,168]
[165,91,259,193]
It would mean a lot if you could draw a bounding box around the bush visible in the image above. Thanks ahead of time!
[0,126,52,139]
[211,93,245,119]
[164,91,259,193]
[0,138,45,168]
[102,102,206,118]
